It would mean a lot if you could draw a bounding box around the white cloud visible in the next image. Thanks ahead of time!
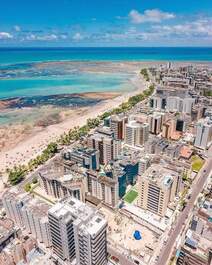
[14,25,21,32]
[129,9,175,24]
[152,18,212,37]
[72,32,83,41]
[25,33,58,41]
[0,32,13,39]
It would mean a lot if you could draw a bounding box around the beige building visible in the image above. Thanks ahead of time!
[148,112,164,135]
[162,119,176,139]
[87,133,121,165]
[39,162,87,202]
[125,120,149,147]
[138,165,179,216]
[86,168,119,207]
[110,114,128,140]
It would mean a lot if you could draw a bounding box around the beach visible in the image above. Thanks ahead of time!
[0,71,148,179]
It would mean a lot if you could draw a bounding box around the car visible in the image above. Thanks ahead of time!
[203,169,206,173]
[134,260,140,265]
[111,256,119,263]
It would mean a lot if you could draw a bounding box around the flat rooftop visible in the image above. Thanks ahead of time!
[140,164,178,189]
[49,197,95,224]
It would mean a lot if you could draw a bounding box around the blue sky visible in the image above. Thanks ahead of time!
[0,0,212,46]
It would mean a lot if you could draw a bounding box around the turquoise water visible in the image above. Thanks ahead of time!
[0,47,211,100]
[0,47,211,126]
[0,73,131,99]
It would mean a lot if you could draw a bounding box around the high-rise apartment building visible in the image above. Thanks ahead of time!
[110,114,128,140]
[194,118,212,149]
[2,188,30,228]
[148,112,164,135]
[166,97,195,114]
[162,119,176,139]
[2,189,51,247]
[86,169,119,207]
[87,133,121,165]
[125,121,149,146]
[138,157,150,175]
[39,168,87,202]
[48,198,107,265]
[21,198,51,247]
[64,148,100,171]
[138,165,179,216]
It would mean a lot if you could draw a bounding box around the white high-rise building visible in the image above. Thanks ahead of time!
[150,96,163,110]
[103,137,121,164]
[125,121,149,146]
[2,189,52,247]
[182,98,195,114]
[166,96,181,112]
[138,157,150,175]
[194,118,212,149]
[48,198,107,265]
[2,188,30,228]
[166,97,195,114]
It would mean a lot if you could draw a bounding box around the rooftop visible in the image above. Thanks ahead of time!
[140,164,178,189]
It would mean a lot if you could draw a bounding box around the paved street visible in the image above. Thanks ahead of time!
[156,156,212,265]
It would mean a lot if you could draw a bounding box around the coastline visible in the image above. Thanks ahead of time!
[0,72,147,175]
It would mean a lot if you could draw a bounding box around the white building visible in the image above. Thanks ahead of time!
[21,198,51,247]
[2,188,29,228]
[48,198,107,265]
[2,189,52,247]
[194,118,212,149]
[166,97,195,114]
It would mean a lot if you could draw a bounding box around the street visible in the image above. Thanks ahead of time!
[156,156,212,265]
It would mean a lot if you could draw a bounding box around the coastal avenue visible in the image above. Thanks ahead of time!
[156,152,212,265]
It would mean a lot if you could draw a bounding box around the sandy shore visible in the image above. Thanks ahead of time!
[0,73,147,179]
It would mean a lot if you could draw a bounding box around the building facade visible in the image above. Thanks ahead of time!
[48,198,107,265]
[138,165,179,216]
[194,118,212,149]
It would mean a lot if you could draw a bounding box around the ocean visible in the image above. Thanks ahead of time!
[0,47,212,64]
[0,47,211,126]
[0,47,212,99]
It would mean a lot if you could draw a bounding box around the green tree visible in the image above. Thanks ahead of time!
[24,183,31,192]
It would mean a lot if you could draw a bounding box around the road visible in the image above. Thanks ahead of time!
[156,156,212,265]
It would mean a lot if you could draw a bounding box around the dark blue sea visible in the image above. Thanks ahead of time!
[0,47,212,64]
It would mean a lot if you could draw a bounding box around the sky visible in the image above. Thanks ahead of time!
[0,0,212,47]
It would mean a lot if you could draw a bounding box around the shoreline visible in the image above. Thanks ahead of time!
[0,73,147,175]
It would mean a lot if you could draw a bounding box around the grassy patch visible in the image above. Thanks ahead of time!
[124,190,138,203]
[191,155,204,172]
